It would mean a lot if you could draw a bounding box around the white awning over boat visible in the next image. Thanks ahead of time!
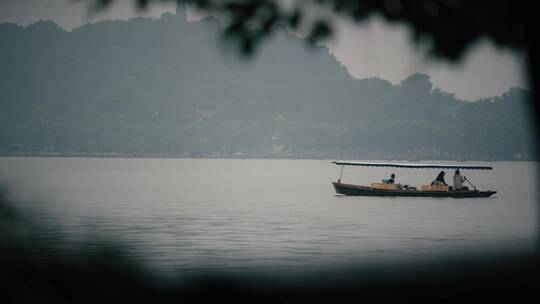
[332,161,493,170]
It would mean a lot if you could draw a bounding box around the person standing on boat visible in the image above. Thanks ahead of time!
[431,171,447,186]
[453,169,468,190]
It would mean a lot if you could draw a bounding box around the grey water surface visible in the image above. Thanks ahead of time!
[0,157,537,278]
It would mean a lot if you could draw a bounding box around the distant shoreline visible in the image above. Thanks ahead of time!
[0,152,533,162]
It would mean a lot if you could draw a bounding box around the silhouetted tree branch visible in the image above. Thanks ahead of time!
[84,0,533,60]
[84,0,539,151]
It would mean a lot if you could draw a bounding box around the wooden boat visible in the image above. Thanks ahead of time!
[332,161,497,198]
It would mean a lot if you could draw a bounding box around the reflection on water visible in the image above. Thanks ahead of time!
[0,157,537,277]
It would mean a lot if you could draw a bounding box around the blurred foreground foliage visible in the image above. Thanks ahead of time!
[85,0,533,60]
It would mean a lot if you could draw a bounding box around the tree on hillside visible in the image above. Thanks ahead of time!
[401,73,432,95]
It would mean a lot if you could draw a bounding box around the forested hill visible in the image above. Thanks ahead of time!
[0,13,534,160]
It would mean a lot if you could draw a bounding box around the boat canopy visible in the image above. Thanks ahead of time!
[332,161,492,170]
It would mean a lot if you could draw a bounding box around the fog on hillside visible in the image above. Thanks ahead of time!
[0,11,534,160]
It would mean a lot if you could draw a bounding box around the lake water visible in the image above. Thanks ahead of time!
[0,157,537,278]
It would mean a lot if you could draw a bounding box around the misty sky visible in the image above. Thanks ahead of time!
[0,0,528,100]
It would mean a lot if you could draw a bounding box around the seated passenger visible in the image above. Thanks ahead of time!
[383,173,396,184]
[453,169,469,190]
[431,171,448,186]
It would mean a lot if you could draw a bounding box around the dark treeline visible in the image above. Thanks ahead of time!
[0,12,534,160]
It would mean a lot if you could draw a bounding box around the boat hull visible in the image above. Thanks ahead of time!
[333,182,496,198]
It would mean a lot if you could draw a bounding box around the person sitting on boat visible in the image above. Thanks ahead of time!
[453,169,469,190]
[383,173,396,184]
[431,171,447,186]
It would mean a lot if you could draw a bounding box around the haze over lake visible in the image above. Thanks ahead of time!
[1,157,536,278]
[1,1,539,302]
